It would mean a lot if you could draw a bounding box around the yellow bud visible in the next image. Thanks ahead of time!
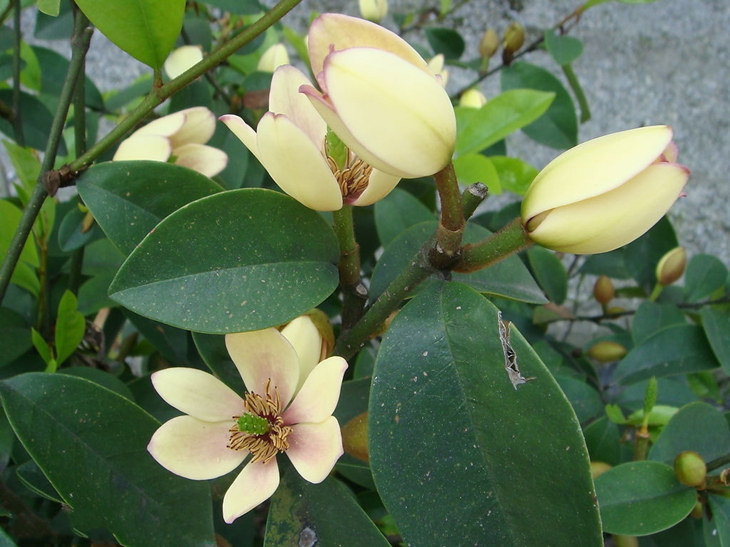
[690,499,703,519]
[588,341,627,363]
[674,451,706,488]
[612,535,639,547]
[459,88,487,109]
[593,275,615,305]
[359,0,388,22]
[479,28,499,59]
[655,246,687,286]
[257,43,289,73]
[590,461,612,479]
[341,412,369,462]
[502,22,525,65]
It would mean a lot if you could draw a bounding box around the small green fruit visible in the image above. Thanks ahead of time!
[674,451,706,487]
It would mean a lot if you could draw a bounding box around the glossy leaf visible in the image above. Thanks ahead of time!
[264,469,388,546]
[700,307,730,374]
[625,217,679,292]
[614,324,720,384]
[369,282,601,545]
[54,290,85,367]
[501,62,578,149]
[0,200,39,295]
[707,494,730,546]
[109,189,339,333]
[648,401,730,464]
[526,246,567,304]
[632,301,687,345]
[192,332,245,394]
[75,0,185,68]
[452,153,501,192]
[32,46,104,110]
[454,89,554,156]
[0,308,31,368]
[57,205,98,252]
[0,90,62,153]
[594,461,696,536]
[76,161,223,255]
[373,188,434,247]
[370,221,546,304]
[583,416,621,466]
[489,156,538,195]
[684,254,728,302]
[0,373,215,545]
[424,27,465,60]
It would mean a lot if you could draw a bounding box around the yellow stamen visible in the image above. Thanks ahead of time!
[326,156,373,201]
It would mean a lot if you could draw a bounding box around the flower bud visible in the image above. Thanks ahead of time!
[502,22,524,65]
[588,341,627,363]
[257,43,290,73]
[479,28,499,59]
[593,275,615,305]
[428,54,448,87]
[690,500,703,519]
[521,126,690,254]
[459,88,487,109]
[341,411,369,462]
[163,45,203,80]
[655,246,687,286]
[674,451,706,488]
[590,461,612,479]
[359,0,388,23]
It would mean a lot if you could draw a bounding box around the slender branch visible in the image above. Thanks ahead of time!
[453,217,532,273]
[11,0,24,147]
[332,206,367,329]
[562,63,590,122]
[707,453,730,472]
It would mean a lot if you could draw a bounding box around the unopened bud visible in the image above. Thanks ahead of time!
[341,412,369,462]
[359,0,388,22]
[257,43,289,73]
[459,88,487,109]
[502,22,524,65]
[690,499,703,519]
[593,275,615,305]
[428,54,448,86]
[674,451,706,488]
[479,28,499,59]
[655,246,687,286]
[588,341,627,363]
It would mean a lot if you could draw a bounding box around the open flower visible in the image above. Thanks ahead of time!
[521,125,689,254]
[147,316,347,523]
[221,65,400,211]
[113,106,228,178]
[300,13,456,179]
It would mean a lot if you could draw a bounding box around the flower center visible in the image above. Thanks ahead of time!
[228,379,292,464]
[326,155,373,202]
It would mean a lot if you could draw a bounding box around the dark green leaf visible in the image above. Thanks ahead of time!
[555,374,603,423]
[192,332,245,394]
[373,188,434,247]
[625,217,678,292]
[424,27,465,60]
[76,161,223,255]
[632,301,687,345]
[648,401,730,464]
[54,291,85,366]
[583,416,621,466]
[370,221,547,304]
[75,0,186,68]
[614,324,719,384]
[701,307,730,374]
[369,282,602,545]
[57,204,98,252]
[501,62,578,149]
[707,494,730,546]
[579,250,631,279]
[60,367,134,402]
[544,30,583,65]
[264,470,387,546]
[454,89,554,156]
[32,46,104,110]
[684,254,728,302]
[16,459,62,503]
[0,308,31,368]
[0,373,215,545]
[0,90,63,153]
[33,0,72,39]
[109,189,339,333]
[594,461,696,536]
[526,246,567,303]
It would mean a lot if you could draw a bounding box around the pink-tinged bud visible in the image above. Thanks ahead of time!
[521,126,690,254]
[655,246,687,285]
[674,451,706,488]
[593,275,615,305]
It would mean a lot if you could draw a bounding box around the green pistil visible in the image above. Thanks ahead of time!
[325,128,348,170]
[237,413,270,435]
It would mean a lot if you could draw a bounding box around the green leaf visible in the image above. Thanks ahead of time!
[192,332,245,394]
[684,254,728,302]
[0,373,214,545]
[701,307,730,374]
[454,89,555,156]
[632,301,686,345]
[489,155,538,195]
[0,200,39,296]
[54,290,86,367]
[0,90,62,153]
[452,153,501,192]
[424,27,465,60]
[501,62,578,149]
[544,29,583,65]
[648,401,730,464]
[370,221,547,304]
[583,416,621,465]
[77,161,223,255]
[614,324,720,384]
[37,0,60,15]
[0,308,32,368]
[74,0,186,68]
[594,461,696,536]
[707,494,730,546]
[57,204,98,252]
[526,246,567,304]
[555,374,603,423]
[373,188,434,247]
[625,217,678,291]
[109,189,339,333]
[31,328,53,368]
[369,282,602,545]
[32,46,104,110]
[264,469,388,546]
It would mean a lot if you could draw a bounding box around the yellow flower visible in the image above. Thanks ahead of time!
[147,316,347,524]
[358,0,388,22]
[301,13,456,179]
[521,126,689,254]
[163,45,203,79]
[257,43,290,73]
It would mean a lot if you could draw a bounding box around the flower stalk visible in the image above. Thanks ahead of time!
[454,217,532,273]
[429,162,465,270]
[332,206,367,328]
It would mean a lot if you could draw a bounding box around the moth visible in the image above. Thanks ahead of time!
[497,311,535,389]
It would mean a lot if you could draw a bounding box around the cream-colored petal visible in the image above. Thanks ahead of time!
[521,126,674,220]
[113,135,171,162]
[269,65,327,150]
[151,368,243,421]
[219,114,263,164]
[222,460,280,523]
[225,329,300,407]
[283,356,347,425]
[321,48,455,178]
[173,143,228,177]
[256,113,343,211]
[528,162,689,254]
[351,168,401,206]
[280,316,322,391]
[286,417,343,483]
[132,111,186,138]
[257,43,290,73]
[164,45,204,80]
[308,13,429,77]
[171,106,217,146]
[147,416,245,480]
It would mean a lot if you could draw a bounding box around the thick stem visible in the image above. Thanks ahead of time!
[333,206,366,329]
[429,162,464,270]
[454,217,532,273]
[461,182,488,220]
